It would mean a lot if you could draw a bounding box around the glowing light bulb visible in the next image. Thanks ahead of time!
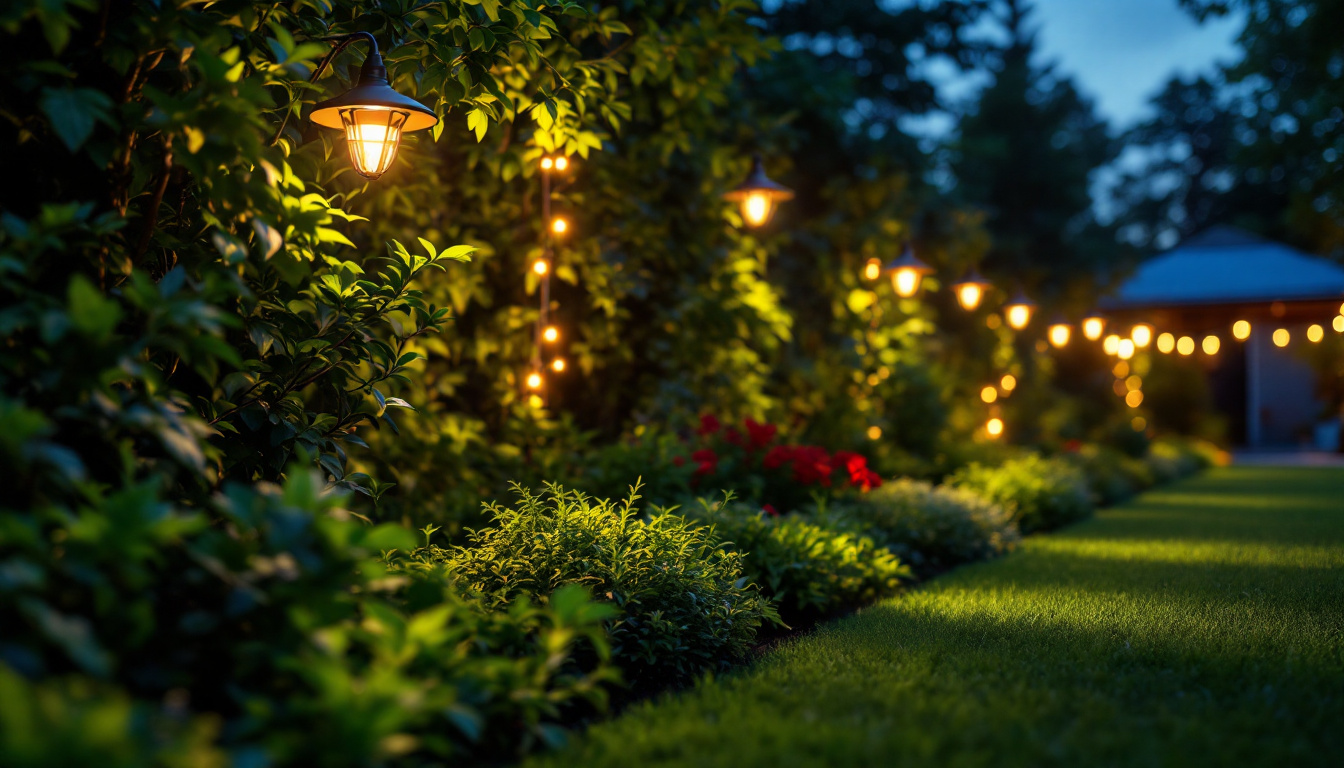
[1203,335,1220,355]
[986,418,1004,438]
[1126,375,1142,392]
[551,217,568,235]
[1117,339,1135,360]
[1125,390,1144,408]
[1156,332,1175,353]
[1082,316,1105,341]
[340,110,409,180]
[543,326,559,343]
[1103,335,1120,355]
[956,283,984,311]
[1177,336,1195,355]
[1000,374,1017,392]
[552,358,566,372]
[1048,323,1071,348]
[533,259,548,275]
[540,157,554,170]
[1335,316,1344,333]
[863,258,882,281]
[1131,324,1153,348]
[526,372,543,389]
[742,192,772,227]
[1273,328,1290,347]
[1233,320,1251,340]
[1006,304,1032,330]
[554,156,568,171]
[1113,361,1130,378]
[1307,324,1324,343]
[867,426,883,440]
[981,386,998,404]
[892,268,922,298]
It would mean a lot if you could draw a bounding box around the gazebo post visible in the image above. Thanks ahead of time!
[1247,328,1262,448]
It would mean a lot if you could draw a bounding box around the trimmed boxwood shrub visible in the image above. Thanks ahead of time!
[420,484,778,688]
[1072,445,1156,505]
[836,479,1019,574]
[951,454,1093,533]
[685,498,909,624]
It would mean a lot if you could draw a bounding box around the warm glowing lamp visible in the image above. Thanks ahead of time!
[885,246,934,298]
[532,259,548,276]
[1232,320,1251,340]
[1117,339,1135,360]
[863,258,882,282]
[543,326,559,343]
[551,358,566,372]
[551,217,568,235]
[1000,374,1017,391]
[981,386,998,404]
[1103,334,1120,355]
[1177,336,1195,355]
[986,418,1005,438]
[1334,316,1344,333]
[1081,313,1106,341]
[1273,328,1290,347]
[1125,390,1144,408]
[1307,324,1324,343]
[950,270,992,311]
[1202,335,1220,355]
[1156,332,1175,353]
[1047,318,1071,348]
[1131,324,1153,348]
[526,372,543,389]
[723,154,793,227]
[867,426,882,440]
[1003,290,1036,330]
[308,33,438,180]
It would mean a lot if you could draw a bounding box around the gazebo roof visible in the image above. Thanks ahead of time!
[1104,226,1344,309]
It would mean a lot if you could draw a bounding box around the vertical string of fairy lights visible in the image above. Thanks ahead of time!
[527,155,569,407]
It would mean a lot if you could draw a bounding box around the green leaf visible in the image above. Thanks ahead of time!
[467,109,488,142]
[40,88,114,153]
[67,276,121,339]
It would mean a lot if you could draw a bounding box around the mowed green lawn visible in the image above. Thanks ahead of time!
[532,467,1344,767]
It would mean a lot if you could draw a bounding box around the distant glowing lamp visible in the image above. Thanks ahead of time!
[1081,314,1106,341]
[1203,335,1221,355]
[867,426,883,440]
[1125,390,1144,408]
[308,33,438,180]
[543,326,559,343]
[885,246,934,298]
[1047,319,1071,348]
[526,372,543,390]
[863,258,882,281]
[986,418,1005,438]
[1130,324,1153,348]
[1003,290,1036,330]
[1307,324,1324,343]
[981,386,998,404]
[723,154,793,227]
[551,358,566,372]
[950,270,992,311]
[1334,316,1344,333]
[532,259,549,276]
[1117,339,1136,360]
[1000,374,1017,392]
[1103,334,1121,356]
[1273,328,1290,347]
[1156,332,1175,353]
[1177,336,1195,355]
[551,217,568,235]
[1232,320,1251,340]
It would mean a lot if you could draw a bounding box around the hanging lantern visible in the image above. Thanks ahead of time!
[1004,289,1036,330]
[1157,332,1175,353]
[723,154,794,227]
[885,245,934,298]
[1232,320,1251,340]
[1081,313,1106,341]
[863,258,883,281]
[1048,317,1071,348]
[309,33,438,180]
[950,270,992,311]
[543,326,559,343]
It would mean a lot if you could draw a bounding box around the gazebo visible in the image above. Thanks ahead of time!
[1103,226,1344,448]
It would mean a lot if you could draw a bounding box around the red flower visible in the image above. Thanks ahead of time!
[790,445,833,487]
[1064,439,1083,453]
[691,447,718,476]
[725,426,745,447]
[763,445,795,470]
[744,418,778,451]
[696,414,722,436]
[762,503,779,517]
[672,455,686,467]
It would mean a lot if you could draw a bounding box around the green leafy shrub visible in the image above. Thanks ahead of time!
[1145,438,1215,483]
[419,484,777,688]
[1071,444,1156,505]
[685,498,909,624]
[950,454,1093,533]
[836,479,1019,574]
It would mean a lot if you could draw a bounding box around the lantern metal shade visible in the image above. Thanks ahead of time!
[309,41,437,180]
[950,269,991,311]
[885,246,934,298]
[723,154,794,227]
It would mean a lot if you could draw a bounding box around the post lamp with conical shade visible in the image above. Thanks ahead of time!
[307,32,438,180]
[1081,312,1106,341]
[1004,289,1037,330]
[723,154,794,227]
[885,245,934,298]
[950,269,991,311]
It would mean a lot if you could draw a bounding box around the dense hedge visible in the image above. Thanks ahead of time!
[951,454,1095,533]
